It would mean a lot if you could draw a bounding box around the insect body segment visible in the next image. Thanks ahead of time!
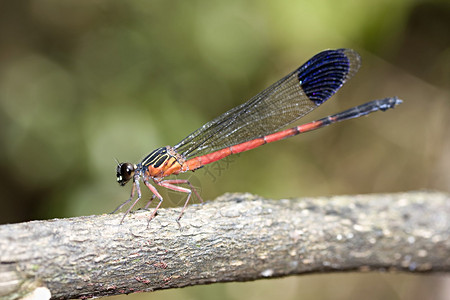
[141,146,186,178]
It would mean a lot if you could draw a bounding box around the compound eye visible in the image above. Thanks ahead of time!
[116,163,135,186]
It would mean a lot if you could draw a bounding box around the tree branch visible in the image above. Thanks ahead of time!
[0,191,449,299]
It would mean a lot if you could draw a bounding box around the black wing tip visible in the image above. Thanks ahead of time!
[297,48,361,106]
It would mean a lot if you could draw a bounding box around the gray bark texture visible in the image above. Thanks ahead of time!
[0,191,449,299]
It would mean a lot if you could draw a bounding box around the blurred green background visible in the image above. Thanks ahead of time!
[0,0,449,299]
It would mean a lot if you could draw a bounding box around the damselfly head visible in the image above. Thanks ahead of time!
[116,162,135,186]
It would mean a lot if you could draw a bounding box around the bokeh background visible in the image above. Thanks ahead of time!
[0,0,449,299]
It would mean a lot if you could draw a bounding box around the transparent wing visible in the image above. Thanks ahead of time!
[174,49,361,159]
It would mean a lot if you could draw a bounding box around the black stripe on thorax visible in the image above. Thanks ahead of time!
[141,147,168,167]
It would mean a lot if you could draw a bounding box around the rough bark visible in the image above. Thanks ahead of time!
[0,191,449,299]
